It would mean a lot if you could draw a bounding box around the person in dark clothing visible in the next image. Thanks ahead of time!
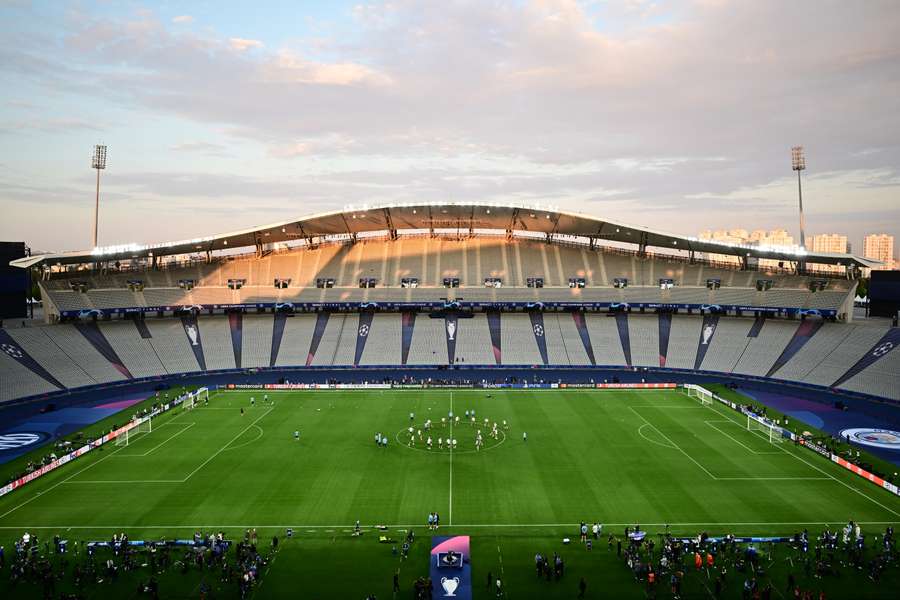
[486,571,493,589]
[578,577,587,598]
[393,570,400,593]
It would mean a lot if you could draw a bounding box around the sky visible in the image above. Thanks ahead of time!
[1,0,898,256]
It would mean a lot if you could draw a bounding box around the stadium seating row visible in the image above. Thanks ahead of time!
[44,238,851,293]
[0,313,894,403]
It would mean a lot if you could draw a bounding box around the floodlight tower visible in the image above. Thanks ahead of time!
[791,146,806,272]
[91,144,107,248]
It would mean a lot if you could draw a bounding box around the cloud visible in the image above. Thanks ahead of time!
[228,37,263,51]
[172,15,193,24]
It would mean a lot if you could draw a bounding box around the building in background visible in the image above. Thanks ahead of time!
[699,228,797,270]
[808,234,849,274]
[863,234,895,271]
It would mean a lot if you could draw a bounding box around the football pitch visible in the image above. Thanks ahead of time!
[2,387,899,598]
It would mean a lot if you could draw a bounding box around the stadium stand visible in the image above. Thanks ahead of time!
[664,314,702,369]
[99,321,166,379]
[732,320,799,377]
[197,316,237,371]
[585,314,627,366]
[242,314,275,369]
[274,314,317,367]
[455,314,496,364]
[38,324,127,384]
[627,314,660,368]
[0,350,59,401]
[799,324,891,388]
[839,342,900,401]
[699,318,755,373]
[6,326,97,389]
[500,313,543,365]
[406,315,449,365]
[144,319,200,374]
[5,204,894,407]
[359,313,402,366]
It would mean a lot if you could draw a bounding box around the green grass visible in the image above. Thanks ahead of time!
[2,388,899,598]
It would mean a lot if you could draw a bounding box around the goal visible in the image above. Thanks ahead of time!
[747,415,784,444]
[116,418,151,447]
[183,387,210,411]
[685,384,714,406]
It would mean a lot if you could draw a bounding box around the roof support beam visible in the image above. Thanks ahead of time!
[339,213,354,239]
[506,208,520,234]
[428,206,435,237]
[383,208,397,241]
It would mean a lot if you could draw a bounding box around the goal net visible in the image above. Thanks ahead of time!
[183,387,210,411]
[116,417,151,447]
[747,415,784,444]
[684,384,714,406]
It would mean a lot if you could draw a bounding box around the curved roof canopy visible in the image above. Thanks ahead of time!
[10,201,880,270]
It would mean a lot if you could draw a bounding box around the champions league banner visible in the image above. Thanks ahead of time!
[445,313,458,364]
[570,311,596,365]
[401,311,416,365]
[180,316,207,371]
[658,312,672,367]
[528,311,549,365]
[831,328,900,388]
[354,312,375,366]
[693,313,719,370]
[74,321,133,378]
[431,536,472,600]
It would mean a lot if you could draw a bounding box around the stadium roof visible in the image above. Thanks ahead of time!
[10,201,880,270]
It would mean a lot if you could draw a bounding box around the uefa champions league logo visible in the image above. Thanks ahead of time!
[701,324,715,345]
[1,343,23,359]
[440,577,460,597]
[533,323,544,337]
[873,342,894,357]
[447,321,456,341]
[358,324,370,337]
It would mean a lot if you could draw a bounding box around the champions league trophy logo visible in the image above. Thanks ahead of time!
[185,324,199,346]
[440,577,460,597]
[701,324,714,346]
[447,321,456,341]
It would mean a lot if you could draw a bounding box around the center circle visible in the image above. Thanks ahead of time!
[395,422,508,454]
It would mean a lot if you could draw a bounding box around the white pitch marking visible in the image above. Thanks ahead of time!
[115,422,196,457]
[628,406,717,480]
[693,392,900,519]
[449,390,454,527]
[178,407,274,483]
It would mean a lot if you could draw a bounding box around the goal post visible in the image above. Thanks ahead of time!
[183,386,210,411]
[747,414,784,444]
[684,384,713,406]
[115,417,151,447]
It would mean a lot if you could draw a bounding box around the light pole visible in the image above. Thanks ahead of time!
[91,144,107,248]
[791,146,806,272]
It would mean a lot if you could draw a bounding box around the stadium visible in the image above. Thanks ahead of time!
[3,0,900,597]
[1,201,899,598]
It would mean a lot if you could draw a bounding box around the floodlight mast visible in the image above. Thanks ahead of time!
[91,144,107,248]
[791,146,806,272]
